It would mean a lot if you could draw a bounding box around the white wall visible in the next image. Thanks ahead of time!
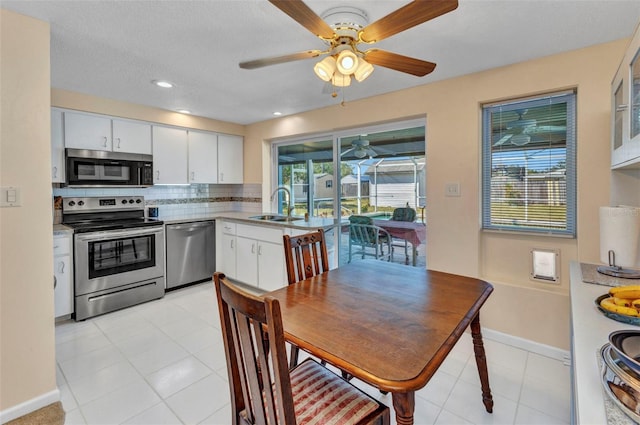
[0,9,58,417]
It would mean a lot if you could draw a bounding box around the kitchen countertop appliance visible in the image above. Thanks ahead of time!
[62,196,165,320]
[166,221,215,289]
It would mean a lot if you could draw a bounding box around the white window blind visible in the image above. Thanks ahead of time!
[482,91,576,236]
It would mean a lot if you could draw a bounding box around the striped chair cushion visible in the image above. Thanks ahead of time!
[289,359,379,425]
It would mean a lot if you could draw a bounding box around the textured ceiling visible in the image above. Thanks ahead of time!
[3,0,640,125]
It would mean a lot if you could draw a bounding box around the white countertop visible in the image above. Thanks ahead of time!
[570,261,638,424]
[162,211,341,231]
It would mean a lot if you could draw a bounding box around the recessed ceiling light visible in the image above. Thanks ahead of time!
[273,111,282,116]
[152,80,173,88]
[176,109,191,114]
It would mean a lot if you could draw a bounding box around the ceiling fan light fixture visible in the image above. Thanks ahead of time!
[314,56,336,82]
[332,72,351,87]
[336,50,359,75]
[354,148,367,158]
[354,59,374,82]
[511,134,531,146]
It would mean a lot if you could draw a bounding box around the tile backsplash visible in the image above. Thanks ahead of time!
[53,183,262,223]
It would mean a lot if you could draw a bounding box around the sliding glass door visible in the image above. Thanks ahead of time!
[273,119,426,268]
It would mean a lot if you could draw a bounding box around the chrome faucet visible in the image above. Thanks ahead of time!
[270,186,293,217]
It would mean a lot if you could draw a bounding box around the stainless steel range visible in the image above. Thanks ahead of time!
[62,196,165,320]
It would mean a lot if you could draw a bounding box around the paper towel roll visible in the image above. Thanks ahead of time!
[600,206,640,268]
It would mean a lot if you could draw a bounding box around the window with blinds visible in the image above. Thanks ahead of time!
[481,91,576,236]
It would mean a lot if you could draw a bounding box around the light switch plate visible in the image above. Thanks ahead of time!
[0,186,21,207]
[445,182,461,197]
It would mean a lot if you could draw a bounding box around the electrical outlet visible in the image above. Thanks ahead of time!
[445,182,460,197]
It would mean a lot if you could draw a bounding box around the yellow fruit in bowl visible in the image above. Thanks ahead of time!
[600,296,640,317]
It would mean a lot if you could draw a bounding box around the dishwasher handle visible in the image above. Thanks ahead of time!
[168,221,214,231]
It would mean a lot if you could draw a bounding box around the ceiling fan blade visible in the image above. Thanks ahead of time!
[269,0,335,40]
[239,50,323,69]
[341,147,355,156]
[493,134,513,147]
[364,49,436,77]
[359,0,458,43]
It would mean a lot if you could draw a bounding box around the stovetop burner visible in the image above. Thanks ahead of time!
[66,218,163,233]
[62,196,163,233]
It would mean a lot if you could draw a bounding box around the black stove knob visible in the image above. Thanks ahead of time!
[78,201,85,206]
[129,199,134,204]
[136,199,142,204]
[121,200,127,204]
[68,201,75,206]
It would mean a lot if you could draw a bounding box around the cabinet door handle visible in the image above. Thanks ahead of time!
[258,245,262,255]
[116,137,121,149]
[617,104,629,112]
[251,243,255,254]
[103,136,108,147]
[230,240,234,249]
[156,170,160,180]
[220,172,224,182]
[52,166,57,178]
[58,261,65,274]
[191,171,195,181]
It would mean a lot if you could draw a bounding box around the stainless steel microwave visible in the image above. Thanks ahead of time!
[65,148,153,187]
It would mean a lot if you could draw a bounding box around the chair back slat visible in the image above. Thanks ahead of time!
[214,272,296,425]
[283,229,329,285]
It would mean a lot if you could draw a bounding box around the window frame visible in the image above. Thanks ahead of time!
[481,90,577,237]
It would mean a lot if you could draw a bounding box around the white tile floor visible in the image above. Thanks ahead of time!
[56,281,571,425]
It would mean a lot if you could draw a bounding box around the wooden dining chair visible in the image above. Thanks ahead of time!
[213,272,390,425]
[282,229,329,369]
[283,229,329,286]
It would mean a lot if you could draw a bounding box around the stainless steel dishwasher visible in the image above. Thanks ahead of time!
[166,221,215,289]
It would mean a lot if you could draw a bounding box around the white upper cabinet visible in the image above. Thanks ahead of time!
[64,111,152,154]
[611,24,640,169]
[51,109,65,183]
[152,126,188,184]
[64,111,112,151]
[112,119,152,154]
[218,134,243,183]
[188,130,218,183]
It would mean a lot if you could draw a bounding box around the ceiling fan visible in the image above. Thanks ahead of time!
[341,139,378,158]
[493,109,567,147]
[239,0,459,87]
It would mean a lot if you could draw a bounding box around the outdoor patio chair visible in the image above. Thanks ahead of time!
[348,215,392,262]
[390,206,417,264]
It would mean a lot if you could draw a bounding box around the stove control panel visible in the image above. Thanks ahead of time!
[63,196,145,213]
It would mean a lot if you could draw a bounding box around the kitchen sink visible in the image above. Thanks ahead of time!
[249,214,303,222]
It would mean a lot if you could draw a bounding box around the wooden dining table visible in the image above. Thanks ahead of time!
[265,260,494,425]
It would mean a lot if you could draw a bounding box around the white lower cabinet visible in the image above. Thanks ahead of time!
[216,221,285,291]
[53,234,73,318]
[217,220,239,279]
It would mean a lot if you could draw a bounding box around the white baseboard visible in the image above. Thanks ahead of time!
[483,327,571,364]
[0,389,60,424]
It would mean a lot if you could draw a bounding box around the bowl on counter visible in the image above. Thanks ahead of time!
[610,330,640,374]
[601,343,640,421]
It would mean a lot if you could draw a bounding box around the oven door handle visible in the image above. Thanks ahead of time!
[75,226,164,242]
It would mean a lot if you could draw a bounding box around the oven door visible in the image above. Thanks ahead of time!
[74,226,165,296]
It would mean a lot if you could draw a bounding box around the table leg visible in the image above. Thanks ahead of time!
[391,391,415,425]
[470,313,493,413]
